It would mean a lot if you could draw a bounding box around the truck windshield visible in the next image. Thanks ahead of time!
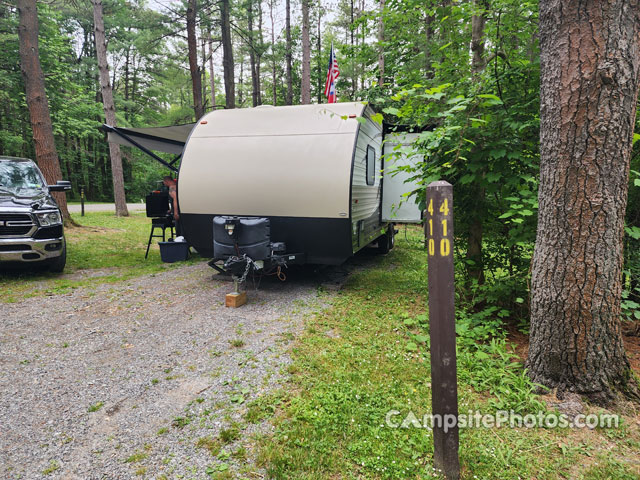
[0,160,45,195]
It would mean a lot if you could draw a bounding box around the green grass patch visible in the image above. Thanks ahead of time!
[254,228,640,479]
[0,211,200,302]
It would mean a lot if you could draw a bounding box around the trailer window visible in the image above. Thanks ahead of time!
[366,145,376,186]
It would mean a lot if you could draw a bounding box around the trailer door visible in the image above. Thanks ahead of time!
[381,133,423,223]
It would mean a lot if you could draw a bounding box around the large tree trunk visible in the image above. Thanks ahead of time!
[92,0,128,216]
[221,0,235,109]
[187,0,204,119]
[528,0,640,404]
[285,0,293,104]
[301,0,311,104]
[17,0,70,219]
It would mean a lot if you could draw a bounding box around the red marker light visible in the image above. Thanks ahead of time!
[349,114,357,118]
[200,120,208,124]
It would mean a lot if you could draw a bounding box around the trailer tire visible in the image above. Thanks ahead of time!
[377,228,393,255]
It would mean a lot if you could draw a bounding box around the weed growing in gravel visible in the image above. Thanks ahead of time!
[42,460,59,475]
[220,425,241,443]
[230,339,245,348]
[151,378,159,385]
[156,427,168,435]
[172,416,191,428]
[87,401,104,412]
[196,436,222,456]
[124,450,148,463]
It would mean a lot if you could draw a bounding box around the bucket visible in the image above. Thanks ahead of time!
[159,241,189,263]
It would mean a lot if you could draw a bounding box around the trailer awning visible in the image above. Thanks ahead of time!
[103,123,195,155]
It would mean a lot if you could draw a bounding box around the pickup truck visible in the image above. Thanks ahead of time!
[0,156,71,272]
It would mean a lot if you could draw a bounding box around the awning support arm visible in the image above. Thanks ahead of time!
[101,124,179,173]
[169,154,182,167]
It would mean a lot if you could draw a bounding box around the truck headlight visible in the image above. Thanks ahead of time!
[36,211,62,226]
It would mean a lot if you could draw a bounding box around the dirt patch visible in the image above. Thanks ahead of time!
[506,327,640,377]
[623,334,640,375]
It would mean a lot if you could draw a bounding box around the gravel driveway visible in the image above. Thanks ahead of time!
[0,262,349,479]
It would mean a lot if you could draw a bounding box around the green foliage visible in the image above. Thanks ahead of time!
[254,230,638,479]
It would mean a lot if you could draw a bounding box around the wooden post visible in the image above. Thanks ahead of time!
[425,181,460,480]
[80,186,85,217]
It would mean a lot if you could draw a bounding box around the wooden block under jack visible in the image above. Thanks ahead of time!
[225,291,247,308]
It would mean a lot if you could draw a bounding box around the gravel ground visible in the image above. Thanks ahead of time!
[0,261,353,479]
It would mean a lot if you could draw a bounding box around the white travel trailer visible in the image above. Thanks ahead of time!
[105,102,422,272]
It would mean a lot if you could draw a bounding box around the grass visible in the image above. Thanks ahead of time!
[253,228,640,479]
[0,211,200,302]
[88,401,104,413]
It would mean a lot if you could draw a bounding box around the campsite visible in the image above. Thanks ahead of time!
[2,0,640,479]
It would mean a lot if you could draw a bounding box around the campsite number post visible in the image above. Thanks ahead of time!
[425,181,460,480]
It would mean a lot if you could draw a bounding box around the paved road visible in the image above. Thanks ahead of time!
[68,203,146,213]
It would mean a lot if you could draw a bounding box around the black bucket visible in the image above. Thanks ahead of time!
[159,241,189,263]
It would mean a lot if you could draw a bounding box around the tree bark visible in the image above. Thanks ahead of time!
[187,0,204,119]
[93,0,128,216]
[528,0,640,404]
[17,0,71,219]
[470,0,489,75]
[301,0,311,104]
[285,0,293,104]
[221,0,235,109]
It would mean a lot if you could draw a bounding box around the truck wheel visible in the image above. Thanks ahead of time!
[47,241,67,273]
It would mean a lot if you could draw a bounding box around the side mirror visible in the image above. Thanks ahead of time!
[48,180,72,192]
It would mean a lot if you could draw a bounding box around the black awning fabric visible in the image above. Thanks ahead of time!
[104,123,196,155]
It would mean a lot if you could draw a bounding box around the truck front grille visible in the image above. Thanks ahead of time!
[0,213,36,237]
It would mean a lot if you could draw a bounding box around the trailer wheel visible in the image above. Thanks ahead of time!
[377,229,393,254]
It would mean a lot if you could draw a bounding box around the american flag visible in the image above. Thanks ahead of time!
[324,43,339,103]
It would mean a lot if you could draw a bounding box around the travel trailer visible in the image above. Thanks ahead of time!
[104,102,422,274]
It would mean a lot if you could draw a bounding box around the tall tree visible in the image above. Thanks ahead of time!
[16,0,70,219]
[208,34,216,109]
[301,0,311,103]
[377,0,384,86]
[269,0,277,105]
[285,0,293,104]
[247,0,259,106]
[466,0,489,285]
[221,0,235,108]
[528,0,640,403]
[186,0,204,119]
[92,0,128,216]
